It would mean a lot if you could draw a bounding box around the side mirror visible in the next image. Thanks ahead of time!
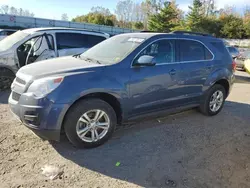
[135,55,156,66]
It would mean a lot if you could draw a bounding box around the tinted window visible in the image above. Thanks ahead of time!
[56,33,106,50]
[136,39,175,64]
[179,40,213,61]
[6,31,16,35]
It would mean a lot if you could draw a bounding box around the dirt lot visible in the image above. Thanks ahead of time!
[1,71,250,188]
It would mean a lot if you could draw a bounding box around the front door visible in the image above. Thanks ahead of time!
[128,39,182,117]
[17,34,56,67]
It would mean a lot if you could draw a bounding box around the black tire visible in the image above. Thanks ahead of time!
[64,99,117,148]
[199,84,226,116]
[0,67,15,91]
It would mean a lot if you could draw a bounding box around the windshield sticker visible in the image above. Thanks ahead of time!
[127,38,145,43]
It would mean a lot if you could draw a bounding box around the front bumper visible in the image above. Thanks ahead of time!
[8,92,67,141]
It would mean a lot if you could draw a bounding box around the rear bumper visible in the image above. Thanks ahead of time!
[8,92,67,141]
[235,60,245,69]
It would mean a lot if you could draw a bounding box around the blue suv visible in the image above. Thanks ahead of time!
[9,31,235,148]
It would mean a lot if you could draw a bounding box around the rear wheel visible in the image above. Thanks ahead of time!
[64,99,117,148]
[199,84,226,116]
[0,67,15,91]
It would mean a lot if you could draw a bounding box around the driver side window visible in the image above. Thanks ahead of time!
[136,39,175,65]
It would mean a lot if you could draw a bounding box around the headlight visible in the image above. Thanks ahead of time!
[27,76,64,98]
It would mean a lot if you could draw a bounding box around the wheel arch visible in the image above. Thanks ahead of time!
[203,68,232,98]
[60,92,123,133]
[213,79,230,97]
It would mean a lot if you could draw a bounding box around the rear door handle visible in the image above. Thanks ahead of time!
[169,69,176,75]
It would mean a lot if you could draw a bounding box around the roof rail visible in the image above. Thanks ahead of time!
[139,30,156,33]
[172,31,213,37]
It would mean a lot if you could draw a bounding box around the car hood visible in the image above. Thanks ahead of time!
[17,56,105,80]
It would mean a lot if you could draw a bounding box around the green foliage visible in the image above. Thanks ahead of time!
[70,1,250,39]
[199,17,223,37]
[245,21,250,37]
[220,15,246,39]
[133,22,144,30]
[186,0,203,32]
[148,1,178,32]
[72,13,115,26]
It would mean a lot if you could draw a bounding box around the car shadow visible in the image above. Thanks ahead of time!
[0,90,10,104]
[51,101,250,187]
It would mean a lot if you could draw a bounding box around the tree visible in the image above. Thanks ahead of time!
[243,7,250,37]
[115,0,133,27]
[0,5,34,17]
[220,15,246,39]
[61,13,69,21]
[91,6,111,16]
[9,6,18,15]
[133,21,144,29]
[1,5,9,14]
[186,0,204,32]
[148,1,179,32]
[201,0,216,17]
[72,7,116,27]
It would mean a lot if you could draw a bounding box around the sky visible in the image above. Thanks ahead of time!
[1,0,249,20]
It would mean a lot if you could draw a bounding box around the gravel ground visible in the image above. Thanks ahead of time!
[1,71,250,188]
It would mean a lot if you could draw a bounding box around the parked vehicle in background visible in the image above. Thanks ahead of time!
[9,31,234,148]
[235,50,250,70]
[0,29,16,41]
[0,27,109,90]
[227,46,240,58]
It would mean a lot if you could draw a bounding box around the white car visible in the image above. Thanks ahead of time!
[0,29,17,41]
[0,27,109,90]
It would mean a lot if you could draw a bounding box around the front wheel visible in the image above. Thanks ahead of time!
[199,84,226,116]
[64,99,117,148]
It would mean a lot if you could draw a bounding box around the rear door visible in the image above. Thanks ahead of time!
[176,39,214,104]
[56,32,106,57]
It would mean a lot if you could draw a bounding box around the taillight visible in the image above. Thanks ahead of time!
[232,60,236,71]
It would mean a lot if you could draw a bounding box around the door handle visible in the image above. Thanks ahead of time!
[169,69,176,75]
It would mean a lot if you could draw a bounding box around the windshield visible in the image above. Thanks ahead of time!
[80,35,146,64]
[0,30,30,51]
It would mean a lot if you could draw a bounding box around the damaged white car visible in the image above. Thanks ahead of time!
[0,27,109,90]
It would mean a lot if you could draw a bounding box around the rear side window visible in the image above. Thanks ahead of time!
[56,33,106,50]
[179,40,213,61]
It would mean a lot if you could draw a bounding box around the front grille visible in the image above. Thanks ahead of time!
[12,92,21,101]
[15,77,26,85]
